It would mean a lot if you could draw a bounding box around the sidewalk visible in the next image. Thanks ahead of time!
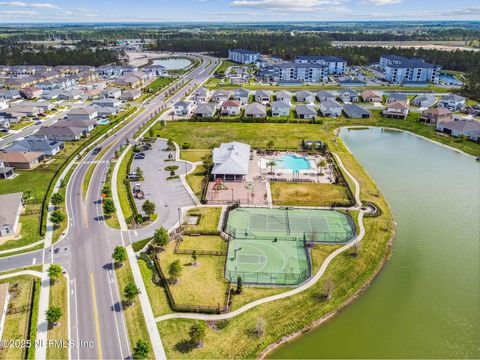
[126,246,166,360]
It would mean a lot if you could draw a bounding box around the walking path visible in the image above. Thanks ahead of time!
[0,270,43,280]
[156,151,366,322]
[126,246,167,360]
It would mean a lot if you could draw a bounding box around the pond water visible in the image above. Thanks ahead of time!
[439,73,463,85]
[271,127,480,359]
[152,57,191,70]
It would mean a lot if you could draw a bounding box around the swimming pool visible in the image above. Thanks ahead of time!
[276,155,312,171]
[97,119,110,125]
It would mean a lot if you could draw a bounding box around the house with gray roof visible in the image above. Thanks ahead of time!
[245,102,267,118]
[35,125,85,141]
[387,93,408,104]
[192,87,209,103]
[339,89,359,103]
[295,104,317,119]
[254,90,273,103]
[271,100,291,117]
[120,89,142,101]
[92,98,121,108]
[6,135,64,156]
[316,90,336,102]
[343,104,370,119]
[211,90,231,102]
[439,94,466,111]
[436,118,480,142]
[275,90,292,103]
[296,90,315,103]
[0,192,23,237]
[174,101,193,116]
[412,95,436,108]
[194,103,216,118]
[212,142,251,180]
[67,107,98,121]
[233,88,249,103]
[320,100,343,117]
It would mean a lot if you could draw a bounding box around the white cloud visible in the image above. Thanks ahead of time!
[0,9,36,14]
[231,0,344,11]
[0,1,60,9]
[360,0,401,5]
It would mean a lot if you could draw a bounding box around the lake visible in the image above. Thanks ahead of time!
[271,127,480,359]
[152,57,191,70]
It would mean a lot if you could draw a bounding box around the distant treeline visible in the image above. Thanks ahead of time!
[148,32,480,72]
[0,44,125,66]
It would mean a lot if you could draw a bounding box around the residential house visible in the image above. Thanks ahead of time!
[254,90,273,103]
[294,56,347,74]
[211,90,231,102]
[22,101,54,112]
[112,75,144,89]
[212,142,251,180]
[102,87,122,99]
[143,65,167,76]
[192,87,210,103]
[174,101,193,116]
[41,89,63,100]
[275,90,292,103]
[439,94,466,111]
[0,162,15,179]
[343,104,371,119]
[92,98,121,108]
[6,105,40,117]
[419,107,452,124]
[245,102,267,118]
[55,119,96,133]
[317,90,336,102]
[220,100,242,116]
[339,89,359,103]
[67,108,98,121]
[412,95,436,108]
[35,125,85,141]
[271,100,291,117]
[7,136,64,156]
[295,104,317,119]
[20,87,43,99]
[6,77,36,89]
[383,101,409,119]
[0,100,7,111]
[0,90,21,100]
[320,100,343,117]
[228,49,261,65]
[296,90,316,103]
[93,106,118,117]
[436,118,480,142]
[387,93,408,104]
[0,192,23,237]
[57,89,83,101]
[0,151,44,169]
[0,119,10,130]
[120,90,142,101]
[194,103,216,118]
[362,90,382,103]
[233,88,250,103]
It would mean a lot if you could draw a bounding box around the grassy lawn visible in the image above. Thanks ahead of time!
[0,275,38,360]
[115,149,135,224]
[138,259,173,317]
[145,77,175,93]
[158,242,229,307]
[183,207,222,233]
[178,235,227,253]
[9,120,33,130]
[185,164,206,199]
[0,211,42,251]
[180,149,211,163]
[213,60,237,75]
[270,182,351,207]
[46,274,68,360]
[115,260,151,350]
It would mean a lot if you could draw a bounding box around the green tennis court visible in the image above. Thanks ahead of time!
[225,207,356,243]
[224,207,356,285]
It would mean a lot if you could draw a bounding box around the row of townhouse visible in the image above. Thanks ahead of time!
[379,55,442,84]
[0,65,95,77]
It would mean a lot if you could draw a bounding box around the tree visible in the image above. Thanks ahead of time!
[142,200,156,218]
[135,166,143,179]
[103,198,116,216]
[148,128,154,138]
[112,246,127,265]
[461,67,480,101]
[102,185,111,197]
[202,155,213,171]
[267,160,276,174]
[124,281,140,305]
[266,139,274,151]
[191,250,197,265]
[59,178,66,188]
[323,277,335,300]
[236,276,243,294]
[317,160,327,175]
[49,210,65,227]
[48,264,62,283]
[46,306,62,325]
[189,321,206,346]
[168,260,183,284]
[132,339,150,359]
[153,227,169,249]
[51,192,63,206]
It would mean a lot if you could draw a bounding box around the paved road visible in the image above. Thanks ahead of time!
[0,53,219,358]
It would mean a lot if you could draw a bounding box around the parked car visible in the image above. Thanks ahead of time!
[35,121,42,125]
[134,153,145,160]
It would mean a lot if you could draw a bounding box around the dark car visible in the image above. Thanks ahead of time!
[134,153,145,160]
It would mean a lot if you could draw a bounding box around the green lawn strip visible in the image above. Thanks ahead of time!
[104,157,120,229]
[183,207,222,233]
[115,260,151,350]
[0,243,44,259]
[138,258,173,317]
[0,211,43,251]
[9,120,33,130]
[185,165,206,199]
[178,236,227,253]
[132,238,151,252]
[0,265,43,276]
[213,60,238,75]
[179,149,211,163]
[115,149,135,224]
[270,182,351,207]
[145,77,175,94]
[46,274,68,360]
[0,275,37,360]
[82,141,116,198]
[158,242,229,307]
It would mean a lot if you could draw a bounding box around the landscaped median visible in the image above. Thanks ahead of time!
[46,273,68,360]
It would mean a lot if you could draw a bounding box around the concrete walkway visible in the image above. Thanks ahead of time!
[0,270,43,280]
[126,245,167,360]
[155,151,367,323]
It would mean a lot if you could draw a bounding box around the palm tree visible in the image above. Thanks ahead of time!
[266,160,276,175]
[317,160,327,175]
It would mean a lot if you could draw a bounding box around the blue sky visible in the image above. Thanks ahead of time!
[0,0,479,22]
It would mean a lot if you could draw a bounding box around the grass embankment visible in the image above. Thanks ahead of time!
[185,165,206,199]
[52,162,78,243]
[183,207,222,233]
[46,274,68,359]
[116,149,135,224]
[115,259,151,349]
[180,149,211,163]
[9,120,33,130]
[138,259,172,317]
[0,275,39,360]
[154,121,395,358]
[270,182,350,207]
[145,77,175,94]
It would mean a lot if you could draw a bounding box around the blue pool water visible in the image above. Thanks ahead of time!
[97,119,110,125]
[439,73,463,85]
[276,155,311,171]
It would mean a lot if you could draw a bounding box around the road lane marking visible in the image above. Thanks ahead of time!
[106,270,124,360]
[73,278,80,360]
[32,258,36,265]
[89,273,103,360]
